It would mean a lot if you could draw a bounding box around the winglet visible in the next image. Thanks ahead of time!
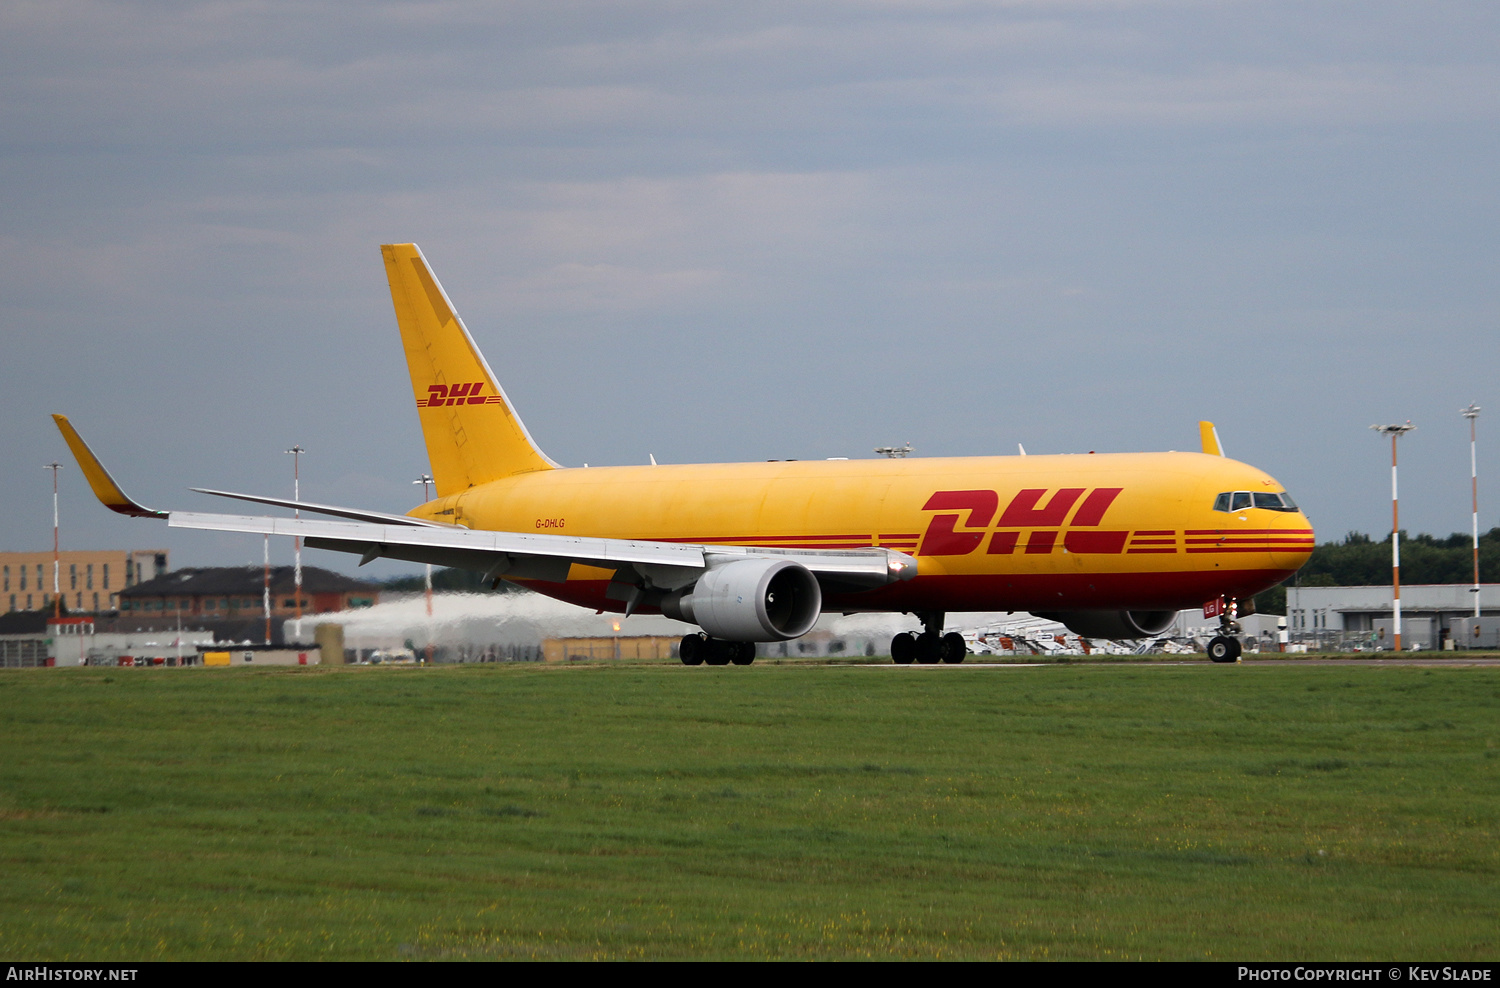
[1198,420,1225,457]
[51,415,167,518]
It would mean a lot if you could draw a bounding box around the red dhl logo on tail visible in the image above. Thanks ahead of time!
[418,382,504,408]
[921,487,1129,556]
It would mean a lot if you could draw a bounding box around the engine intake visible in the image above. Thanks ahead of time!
[662,558,822,641]
[1035,609,1178,640]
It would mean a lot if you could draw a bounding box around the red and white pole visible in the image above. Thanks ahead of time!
[1463,404,1481,617]
[287,445,305,640]
[415,474,434,663]
[1391,434,1402,652]
[1372,423,1416,651]
[46,462,61,618]
[263,534,271,644]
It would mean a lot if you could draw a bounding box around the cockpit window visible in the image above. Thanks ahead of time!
[1254,491,1302,512]
[1213,490,1300,512]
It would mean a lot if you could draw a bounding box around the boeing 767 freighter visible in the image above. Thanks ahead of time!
[55,244,1312,665]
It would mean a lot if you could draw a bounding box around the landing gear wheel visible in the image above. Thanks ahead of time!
[891,632,916,664]
[1207,635,1242,663]
[679,633,706,666]
[940,632,967,664]
[916,631,942,664]
[704,639,732,666]
[730,642,756,665]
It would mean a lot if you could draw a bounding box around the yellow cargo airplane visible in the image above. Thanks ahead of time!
[54,243,1313,665]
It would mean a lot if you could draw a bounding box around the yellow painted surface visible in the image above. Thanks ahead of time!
[381,244,554,497]
[380,242,1312,598]
[408,451,1313,582]
[1199,420,1224,457]
[50,415,163,518]
[203,652,230,667]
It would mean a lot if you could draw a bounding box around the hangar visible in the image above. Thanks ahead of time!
[1286,583,1500,650]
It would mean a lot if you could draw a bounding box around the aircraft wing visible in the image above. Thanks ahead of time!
[166,511,914,590]
[190,487,458,528]
[54,413,917,595]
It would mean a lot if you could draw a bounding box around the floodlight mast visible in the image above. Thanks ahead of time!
[286,445,305,640]
[1371,423,1416,651]
[414,473,435,663]
[1462,404,1481,617]
[44,462,61,619]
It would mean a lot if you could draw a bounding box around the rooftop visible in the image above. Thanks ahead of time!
[120,566,379,598]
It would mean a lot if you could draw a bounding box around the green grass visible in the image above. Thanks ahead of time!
[0,663,1495,960]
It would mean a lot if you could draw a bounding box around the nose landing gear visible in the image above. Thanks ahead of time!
[1207,635,1242,663]
[1208,600,1244,663]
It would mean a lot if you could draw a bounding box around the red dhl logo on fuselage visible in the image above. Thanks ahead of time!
[921,487,1129,556]
[418,382,504,407]
[918,488,1314,557]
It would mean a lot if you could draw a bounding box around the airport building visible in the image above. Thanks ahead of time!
[118,565,379,623]
[1,549,168,615]
[1286,583,1500,650]
[0,612,214,668]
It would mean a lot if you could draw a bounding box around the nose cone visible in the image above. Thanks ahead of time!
[1270,510,1316,573]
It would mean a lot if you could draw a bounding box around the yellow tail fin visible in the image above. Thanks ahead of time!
[1198,420,1225,457]
[381,244,556,496]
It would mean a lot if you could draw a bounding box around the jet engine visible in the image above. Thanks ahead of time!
[1036,609,1178,640]
[661,558,822,641]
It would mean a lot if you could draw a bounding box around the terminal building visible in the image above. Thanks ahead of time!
[1,549,167,615]
[1286,583,1500,650]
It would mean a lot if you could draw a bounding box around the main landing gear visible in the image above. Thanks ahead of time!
[890,612,967,665]
[678,633,756,666]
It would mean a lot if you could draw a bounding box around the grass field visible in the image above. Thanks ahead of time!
[0,661,1495,960]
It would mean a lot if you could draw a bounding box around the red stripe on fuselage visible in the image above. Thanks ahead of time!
[653,533,871,544]
[1185,528,1313,535]
[517,567,1299,617]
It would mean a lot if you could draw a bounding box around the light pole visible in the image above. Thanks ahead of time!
[414,474,434,663]
[1371,423,1416,651]
[1462,404,1481,617]
[286,445,305,641]
[263,534,271,645]
[44,462,61,618]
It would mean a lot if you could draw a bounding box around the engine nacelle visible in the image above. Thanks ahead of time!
[661,558,822,641]
[1035,609,1178,640]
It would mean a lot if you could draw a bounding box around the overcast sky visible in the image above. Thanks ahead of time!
[2,0,1497,578]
